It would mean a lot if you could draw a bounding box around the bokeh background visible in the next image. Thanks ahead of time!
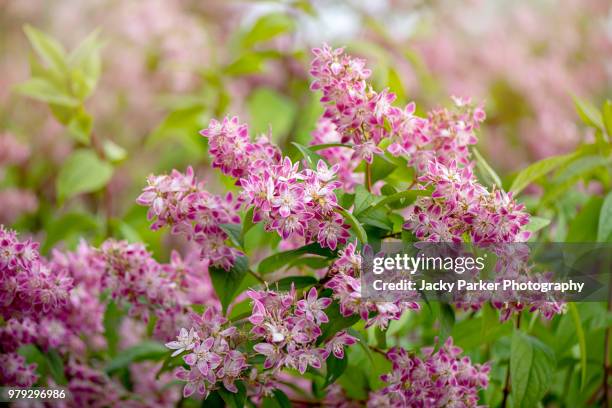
[1,0,611,257]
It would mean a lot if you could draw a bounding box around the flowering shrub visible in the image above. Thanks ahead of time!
[1,7,611,408]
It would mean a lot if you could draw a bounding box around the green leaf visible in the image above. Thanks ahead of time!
[257,243,333,274]
[310,143,352,151]
[353,185,381,215]
[24,25,67,73]
[597,191,612,242]
[103,301,122,357]
[105,341,168,373]
[218,381,247,408]
[13,78,78,107]
[248,88,297,141]
[363,189,429,214]
[262,389,292,408]
[209,255,249,312]
[220,223,244,248]
[224,53,265,76]
[370,154,398,183]
[509,152,577,195]
[438,303,455,342]
[524,216,551,233]
[325,354,348,387]
[46,349,68,385]
[292,142,326,169]
[568,303,587,390]
[272,276,318,291]
[567,196,603,242]
[242,207,256,241]
[67,109,93,144]
[573,96,604,130]
[42,211,101,253]
[337,207,368,245]
[241,13,295,48]
[510,331,556,408]
[319,302,360,342]
[56,149,113,202]
[103,139,127,163]
[473,147,502,188]
[68,29,103,99]
[603,100,612,136]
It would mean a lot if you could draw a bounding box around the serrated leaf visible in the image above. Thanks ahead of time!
[568,303,587,390]
[473,147,502,188]
[220,223,244,248]
[56,149,113,202]
[14,78,78,107]
[103,139,127,163]
[248,88,297,142]
[262,389,292,408]
[67,109,93,144]
[603,100,612,137]
[45,349,68,385]
[524,216,551,233]
[209,255,249,313]
[105,341,168,373]
[319,302,360,342]
[573,96,603,130]
[241,13,295,48]
[218,381,247,408]
[325,354,348,387]
[598,191,612,242]
[103,300,122,357]
[370,154,398,183]
[510,152,577,195]
[337,207,368,245]
[272,276,318,291]
[510,332,555,408]
[24,25,67,73]
[292,142,326,169]
[258,243,333,274]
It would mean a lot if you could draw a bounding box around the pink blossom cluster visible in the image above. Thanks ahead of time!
[200,116,281,180]
[137,166,242,270]
[0,132,30,166]
[404,161,531,244]
[309,45,485,170]
[248,286,356,374]
[368,338,490,407]
[326,242,420,329]
[0,352,38,387]
[166,307,248,399]
[0,226,72,320]
[202,117,352,251]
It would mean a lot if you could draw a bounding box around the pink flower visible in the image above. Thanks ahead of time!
[295,287,332,324]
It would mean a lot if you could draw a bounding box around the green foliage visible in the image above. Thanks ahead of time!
[105,341,168,373]
[597,191,612,242]
[510,331,556,408]
[248,88,297,141]
[209,255,249,312]
[17,26,103,144]
[56,149,114,203]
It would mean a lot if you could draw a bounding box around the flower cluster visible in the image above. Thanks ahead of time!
[310,45,485,169]
[202,117,352,251]
[137,166,242,270]
[249,287,333,375]
[326,242,420,329]
[0,352,39,387]
[166,307,248,399]
[368,338,490,407]
[200,116,281,180]
[404,161,531,244]
[0,226,72,320]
